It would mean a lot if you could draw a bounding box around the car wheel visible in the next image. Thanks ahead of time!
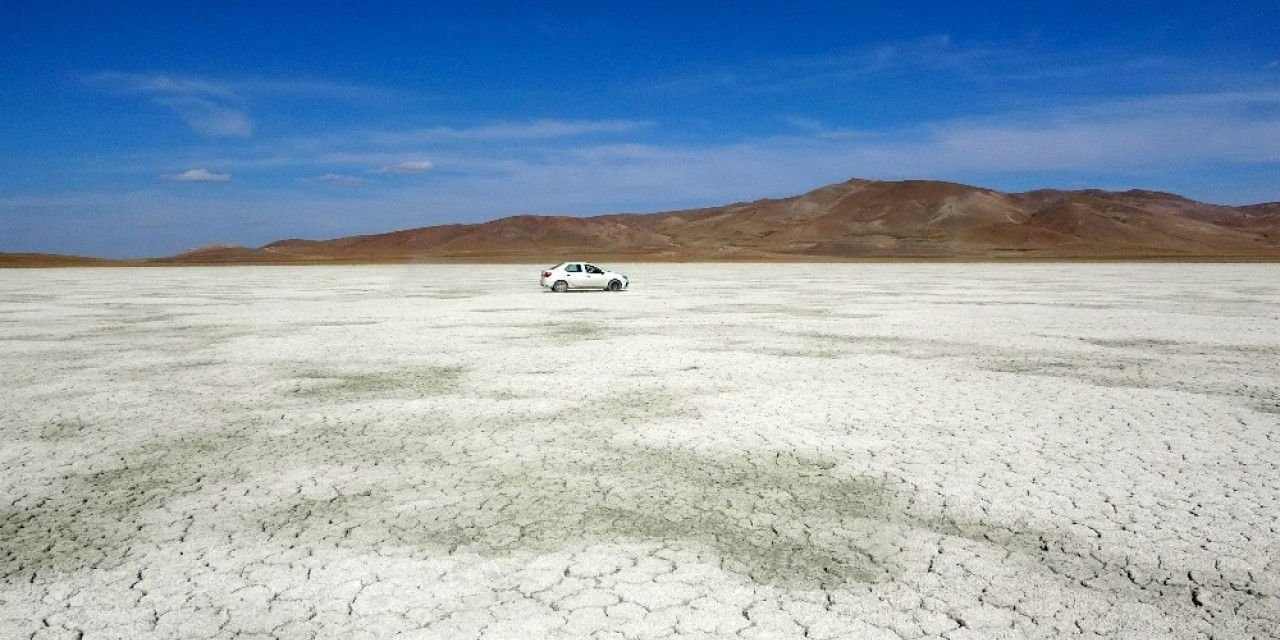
[607,280,622,291]
[552,280,568,293]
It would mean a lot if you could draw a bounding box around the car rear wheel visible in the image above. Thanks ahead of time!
[607,280,622,291]
[552,280,568,293]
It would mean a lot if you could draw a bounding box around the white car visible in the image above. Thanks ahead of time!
[540,262,629,292]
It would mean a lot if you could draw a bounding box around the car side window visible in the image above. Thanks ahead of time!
[565,263,582,273]
[585,265,603,274]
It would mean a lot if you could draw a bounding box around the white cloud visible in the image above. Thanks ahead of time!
[376,160,434,174]
[165,168,231,182]
[317,173,364,187]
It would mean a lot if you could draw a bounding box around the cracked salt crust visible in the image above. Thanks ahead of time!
[1,263,1278,639]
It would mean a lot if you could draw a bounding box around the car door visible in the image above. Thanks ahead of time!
[583,264,606,289]
[562,262,586,289]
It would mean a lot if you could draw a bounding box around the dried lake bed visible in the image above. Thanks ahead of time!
[1,263,1278,640]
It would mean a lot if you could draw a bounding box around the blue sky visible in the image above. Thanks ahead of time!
[3,2,1279,257]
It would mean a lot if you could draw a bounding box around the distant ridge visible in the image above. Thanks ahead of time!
[5,178,1279,266]
[0,253,116,268]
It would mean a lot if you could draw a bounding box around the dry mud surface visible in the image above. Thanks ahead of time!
[1,264,1278,640]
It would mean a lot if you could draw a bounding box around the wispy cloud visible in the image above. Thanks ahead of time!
[643,35,999,94]
[106,89,1280,202]
[905,90,1280,170]
[783,116,875,140]
[639,36,1193,97]
[538,91,1280,202]
[89,115,653,176]
[84,71,378,138]
[153,96,252,137]
[321,90,1280,213]
[13,88,1280,258]
[87,72,253,138]
[98,87,1280,189]
[375,159,434,174]
[84,71,379,100]
[367,119,652,145]
[316,173,364,187]
[165,168,231,182]
[786,34,993,80]
[85,72,241,99]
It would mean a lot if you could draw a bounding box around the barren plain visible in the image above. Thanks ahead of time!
[1,264,1278,640]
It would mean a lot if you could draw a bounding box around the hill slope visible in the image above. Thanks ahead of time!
[6,178,1279,265]
[171,178,1279,262]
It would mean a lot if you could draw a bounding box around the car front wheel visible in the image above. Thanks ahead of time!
[552,280,568,293]
[607,280,622,291]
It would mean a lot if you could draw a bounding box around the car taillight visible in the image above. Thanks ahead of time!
[541,271,551,277]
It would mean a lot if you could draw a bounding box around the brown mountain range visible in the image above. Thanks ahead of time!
[6,178,1280,266]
